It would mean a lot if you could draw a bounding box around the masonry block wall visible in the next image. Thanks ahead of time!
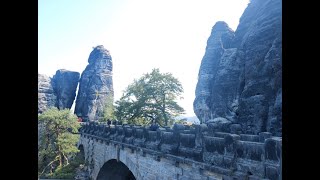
[78,122,281,180]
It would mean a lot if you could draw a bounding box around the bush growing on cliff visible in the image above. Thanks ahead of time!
[115,68,185,126]
[99,93,115,122]
[38,107,81,178]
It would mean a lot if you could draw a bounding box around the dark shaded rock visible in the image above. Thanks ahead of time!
[75,45,114,121]
[38,74,57,113]
[259,132,272,143]
[266,166,280,180]
[198,123,208,132]
[224,133,240,145]
[230,124,242,134]
[236,141,264,161]
[203,136,225,155]
[194,0,282,136]
[240,134,259,142]
[206,117,232,133]
[265,137,282,162]
[52,69,80,109]
[213,132,231,138]
[38,70,80,113]
[235,0,282,136]
[194,21,236,124]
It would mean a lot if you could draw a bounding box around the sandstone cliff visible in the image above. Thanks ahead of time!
[38,74,57,113]
[52,69,80,110]
[75,45,114,121]
[38,70,80,113]
[194,0,282,136]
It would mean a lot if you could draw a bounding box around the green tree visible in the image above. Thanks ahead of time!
[99,93,115,122]
[115,68,185,126]
[38,107,81,178]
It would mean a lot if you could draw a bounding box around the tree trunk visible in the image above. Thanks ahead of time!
[59,145,63,167]
[162,94,168,126]
[59,152,63,167]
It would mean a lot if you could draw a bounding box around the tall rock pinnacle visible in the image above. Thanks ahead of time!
[75,45,114,121]
[52,69,80,110]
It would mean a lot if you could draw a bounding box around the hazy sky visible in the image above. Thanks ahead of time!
[39,0,249,117]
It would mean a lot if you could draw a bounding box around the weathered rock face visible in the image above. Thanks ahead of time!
[52,69,80,110]
[194,22,239,124]
[38,74,57,113]
[194,0,282,136]
[38,70,80,113]
[75,45,114,121]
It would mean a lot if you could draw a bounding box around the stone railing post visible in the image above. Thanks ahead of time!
[264,137,282,180]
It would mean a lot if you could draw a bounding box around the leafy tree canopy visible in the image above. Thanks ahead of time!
[115,68,185,126]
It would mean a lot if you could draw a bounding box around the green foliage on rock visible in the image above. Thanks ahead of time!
[99,93,115,122]
[38,107,81,178]
[115,68,185,126]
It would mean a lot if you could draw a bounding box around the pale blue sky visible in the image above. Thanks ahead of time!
[38,0,249,117]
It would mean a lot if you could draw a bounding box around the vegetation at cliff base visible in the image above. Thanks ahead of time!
[38,107,84,179]
[115,68,185,126]
[99,93,115,122]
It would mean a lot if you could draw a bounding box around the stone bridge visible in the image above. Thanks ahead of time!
[78,122,281,180]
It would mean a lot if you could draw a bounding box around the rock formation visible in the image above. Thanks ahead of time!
[52,69,80,110]
[75,45,114,121]
[194,21,238,124]
[38,74,57,113]
[38,70,80,113]
[194,0,282,136]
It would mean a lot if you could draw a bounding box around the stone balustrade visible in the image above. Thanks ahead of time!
[79,121,281,180]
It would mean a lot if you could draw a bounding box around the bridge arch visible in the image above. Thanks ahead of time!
[96,159,136,180]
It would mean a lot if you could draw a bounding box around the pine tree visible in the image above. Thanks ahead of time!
[38,107,81,177]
